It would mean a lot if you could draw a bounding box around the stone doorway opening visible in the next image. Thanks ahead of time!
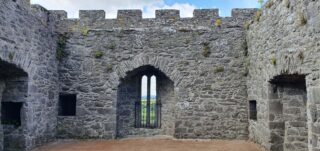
[0,60,28,151]
[116,65,175,138]
[268,74,307,151]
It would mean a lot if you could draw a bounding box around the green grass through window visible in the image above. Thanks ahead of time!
[141,99,157,126]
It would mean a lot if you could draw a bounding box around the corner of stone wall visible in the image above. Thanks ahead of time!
[31,4,50,24]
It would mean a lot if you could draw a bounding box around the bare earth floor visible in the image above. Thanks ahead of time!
[33,138,266,151]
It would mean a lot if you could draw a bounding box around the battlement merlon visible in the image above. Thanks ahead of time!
[193,9,219,19]
[118,10,143,21]
[156,10,180,19]
[79,10,106,20]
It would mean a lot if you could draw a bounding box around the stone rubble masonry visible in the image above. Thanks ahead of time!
[0,0,59,150]
[247,0,320,151]
[1,0,320,151]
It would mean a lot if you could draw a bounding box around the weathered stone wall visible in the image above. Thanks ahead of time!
[4,0,320,150]
[247,0,320,150]
[0,0,61,150]
[268,80,308,151]
[56,9,256,139]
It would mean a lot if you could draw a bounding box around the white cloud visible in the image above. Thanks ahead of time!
[143,2,196,18]
[30,0,196,18]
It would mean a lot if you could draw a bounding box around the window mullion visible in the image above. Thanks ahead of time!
[146,75,151,127]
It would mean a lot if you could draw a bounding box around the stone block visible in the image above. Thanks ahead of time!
[269,101,283,114]
[117,10,142,21]
[156,10,180,20]
[309,87,320,104]
[79,10,105,20]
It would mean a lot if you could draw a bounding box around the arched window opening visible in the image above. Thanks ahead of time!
[150,75,157,127]
[136,75,161,128]
[141,75,148,126]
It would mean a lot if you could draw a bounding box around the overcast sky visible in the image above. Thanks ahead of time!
[30,0,262,18]
[141,76,156,98]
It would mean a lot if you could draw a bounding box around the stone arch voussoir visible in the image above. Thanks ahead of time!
[0,50,33,75]
[112,54,183,88]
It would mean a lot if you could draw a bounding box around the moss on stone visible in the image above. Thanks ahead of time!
[8,52,14,61]
[297,12,307,26]
[213,67,224,73]
[106,64,113,72]
[254,10,262,22]
[202,42,211,57]
[244,21,251,30]
[81,27,89,36]
[266,1,274,8]
[56,33,69,61]
[94,51,104,58]
[108,42,116,50]
[283,0,290,8]
[271,58,276,65]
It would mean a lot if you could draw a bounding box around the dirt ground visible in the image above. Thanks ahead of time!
[33,138,266,151]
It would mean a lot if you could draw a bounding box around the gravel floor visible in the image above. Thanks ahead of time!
[33,138,266,151]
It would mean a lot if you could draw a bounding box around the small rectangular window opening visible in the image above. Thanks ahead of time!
[59,94,77,116]
[249,100,257,121]
[1,102,23,127]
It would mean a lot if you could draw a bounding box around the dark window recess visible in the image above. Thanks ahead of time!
[1,102,23,127]
[249,100,257,120]
[59,94,76,116]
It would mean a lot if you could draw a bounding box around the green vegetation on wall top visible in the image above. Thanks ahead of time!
[56,33,69,61]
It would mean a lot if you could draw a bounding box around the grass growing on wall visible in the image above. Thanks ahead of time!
[213,67,224,73]
[56,33,69,61]
[202,42,211,57]
[94,51,104,58]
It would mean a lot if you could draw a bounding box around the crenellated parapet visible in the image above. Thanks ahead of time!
[16,0,258,32]
[49,9,258,33]
[14,0,258,23]
[52,9,257,21]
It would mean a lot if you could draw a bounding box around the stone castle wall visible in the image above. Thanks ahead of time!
[1,0,320,151]
[55,8,256,139]
[0,0,61,150]
[247,0,320,150]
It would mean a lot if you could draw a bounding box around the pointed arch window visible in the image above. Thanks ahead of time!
[136,75,161,128]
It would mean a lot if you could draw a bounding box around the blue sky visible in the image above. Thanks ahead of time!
[31,0,263,18]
